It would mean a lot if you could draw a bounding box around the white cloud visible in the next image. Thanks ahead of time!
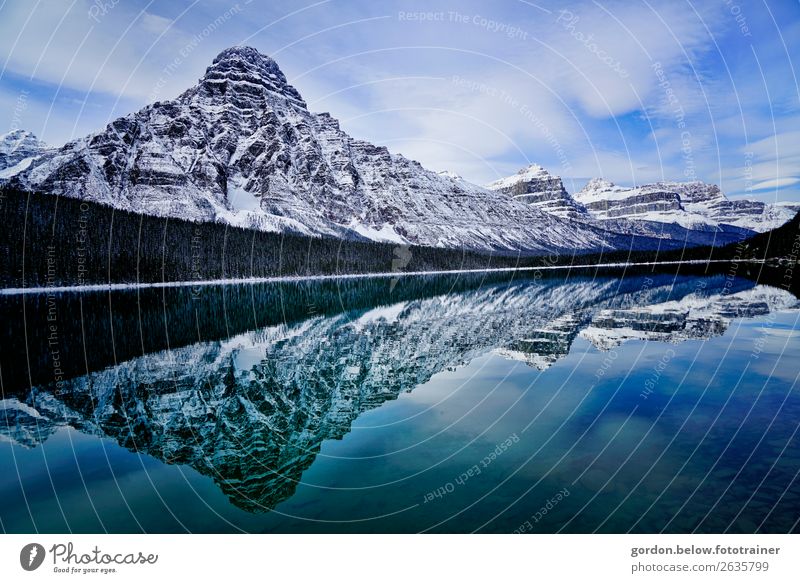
[140,12,174,36]
[747,130,800,159]
[751,177,800,191]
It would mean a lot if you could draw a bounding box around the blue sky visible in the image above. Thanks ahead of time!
[1,0,799,201]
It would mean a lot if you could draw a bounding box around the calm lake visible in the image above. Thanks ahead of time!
[1,267,799,533]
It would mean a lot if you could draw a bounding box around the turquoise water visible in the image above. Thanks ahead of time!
[1,270,799,533]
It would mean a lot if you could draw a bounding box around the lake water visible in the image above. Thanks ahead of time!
[1,267,799,533]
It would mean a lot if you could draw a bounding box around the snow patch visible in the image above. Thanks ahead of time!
[348,222,409,245]
[0,156,34,178]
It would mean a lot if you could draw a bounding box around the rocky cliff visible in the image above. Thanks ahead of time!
[486,164,588,219]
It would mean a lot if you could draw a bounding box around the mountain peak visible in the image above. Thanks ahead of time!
[200,45,306,105]
[437,170,463,181]
[1,128,34,140]
[485,163,554,190]
[581,178,616,192]
[0,129,46,150]
[485,163,587,219]
[212,45,271,64]
[517,163,549,177]
[0,129,48,172]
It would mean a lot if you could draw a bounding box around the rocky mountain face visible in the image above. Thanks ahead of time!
[1,46,659,255]
[2,273,795,511]
[485,172,758,246]
[576,178,684,220]
[573,178,793,233]
[485,164,795,240]
[656,181,794,232]
[0,130,48,177]
[485,164,588,219]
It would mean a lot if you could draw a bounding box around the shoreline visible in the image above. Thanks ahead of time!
[0,259,764,296]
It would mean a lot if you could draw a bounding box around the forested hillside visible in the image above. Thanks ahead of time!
[0,187,539,288]
[2,187,797,289]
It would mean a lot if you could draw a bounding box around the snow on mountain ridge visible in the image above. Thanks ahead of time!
[486,168,759,245]
[574,179,713,228]
[487,165,795,236]
[486,163,551,190]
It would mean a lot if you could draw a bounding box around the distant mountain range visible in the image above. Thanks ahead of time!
[486,164,796,249]
[1,46,796,254]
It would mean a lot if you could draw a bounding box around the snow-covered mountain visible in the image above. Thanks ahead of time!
[576,178,697,224]
[2,46,663,255]
[485,165,795,242]
[574,178,793,233]
[5,46,793,253]
[0,130,48,178]
[2,273,795,510]
[486,164,588,219]
[485,167,758,246]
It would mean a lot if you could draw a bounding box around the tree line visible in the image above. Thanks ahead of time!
[1,186,797,289]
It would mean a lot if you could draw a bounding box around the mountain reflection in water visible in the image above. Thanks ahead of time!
[1,268,799,532]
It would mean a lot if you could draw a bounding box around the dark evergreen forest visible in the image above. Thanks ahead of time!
[0,187,535,288]
[1,186,798,289]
